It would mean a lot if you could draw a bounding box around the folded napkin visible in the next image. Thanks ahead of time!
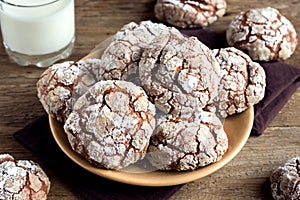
[13,28,300,200]
[251,62,300,135]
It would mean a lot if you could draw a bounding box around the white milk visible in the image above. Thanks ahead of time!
[0,0,75,55]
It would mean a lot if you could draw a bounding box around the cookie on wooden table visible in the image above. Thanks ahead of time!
[0,154,50,200]
[64,80,156,170]
[154,0,227,28]
[270,156,300,200]
[226,7,298,61]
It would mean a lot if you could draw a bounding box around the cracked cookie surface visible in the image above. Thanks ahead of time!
[99,20,183,85]
[226,7,298,61]
[154,0,227,28]
[64,80,156,170]
[206,47,266,118]
[37,59,102,122]
[139,35,220,116]
[0,154,50,200]
[270,156,300,200]
[147,111,228,171]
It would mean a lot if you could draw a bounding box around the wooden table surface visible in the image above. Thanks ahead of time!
[0,0,299,199]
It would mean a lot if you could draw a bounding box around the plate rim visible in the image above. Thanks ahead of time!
[49,106,253,186]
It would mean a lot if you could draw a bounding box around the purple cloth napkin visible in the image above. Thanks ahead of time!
[251,62,300,135]
[13,28,300,200]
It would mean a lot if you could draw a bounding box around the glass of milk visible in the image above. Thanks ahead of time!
[0,0,75,67]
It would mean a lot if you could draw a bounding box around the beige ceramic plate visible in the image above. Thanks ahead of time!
[49,106,253,186]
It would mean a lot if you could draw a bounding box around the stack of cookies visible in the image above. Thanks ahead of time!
[36,20,267,171]
[0,154,51,199]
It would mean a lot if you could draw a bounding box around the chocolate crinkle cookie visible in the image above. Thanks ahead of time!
[154,0,227,28]
[0,154,50,200]
[139,34,220,116]
[99,20,182,84]
[226,7,298,61]
[270,156,300,200]
[206,47,266,118]
[64,80,156,170]
[37,58,101,122]
[147,111,228,171]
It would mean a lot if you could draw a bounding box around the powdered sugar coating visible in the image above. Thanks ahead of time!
[270,156,300,200]
[226,7,298,61]
[99,20,183,85]
[139,35,220,116]
[0,154,50,200]
[206,47,266,118]
[37,59,102,122]
[154,0,227,28]
[64,80,156,170]
[147,111,228,171]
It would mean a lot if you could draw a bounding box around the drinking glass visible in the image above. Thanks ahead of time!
[0,0,75,67]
